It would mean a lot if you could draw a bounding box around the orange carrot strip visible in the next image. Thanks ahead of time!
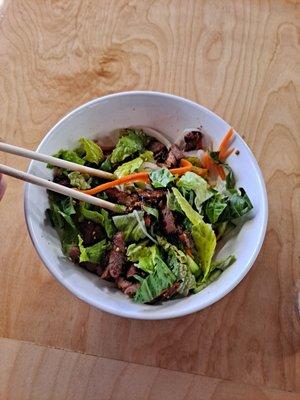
[201,152,213,169]
[219,128,234,160]
[219,147,235,161]
[81,159,193,195]
[81,172,150,195]
[201,152,225,179]
[191,166,207,177]
[216,164,226,180]
[170,159,193,175]
[180,159,192,167]
[170,166,191,175]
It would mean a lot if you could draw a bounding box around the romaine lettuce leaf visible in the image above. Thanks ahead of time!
[134,256,176,303]
[218,188,253,222]
[204,193,227,224]
[79,203,116,238]
[49,149,85,167]
[224,164,235,189]
[111,129,146,164]
[127,242,160,273]
[177,172,213,211]
[114,151,153,178]
[166,191,183,214]
[112,211,147,242]
[142,205,159,219]
[46,194,79,255]
[156,236,198,295]
[150,168,175,188]
[68,171,92,190]
[172,188,216,279]
[194,269,222,292]
[79,137,104,164]
[78,235,107,263]
[100,156,113,172]
[211,255,236,271]
[48,195,77,230]
[194,255,236,291]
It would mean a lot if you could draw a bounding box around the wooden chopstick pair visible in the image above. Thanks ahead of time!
[0,142,119,212]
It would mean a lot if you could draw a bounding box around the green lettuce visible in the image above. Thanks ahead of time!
[46,194,79,255]
[134,256,176,303]
[211,255,236,272]
[194,255,236,292]
[150,168,175,188]
[49,149,85,167]
[112,211,147,242]
[114,151,153,178]
[142,205,159,219]
[79,137,104,164]
[166,191,183,214]
[68,171,92,190]
[172,188,216,279]
[127,242,160,273]
[79,203,115,238]
[111,129,146,164]
[157,236,198,295]
[204,193,227,224]
[177,172,213,211]
[214,188,253,223]
[78,235,107,264]
[194,269,222,292]
[100,156,113,172]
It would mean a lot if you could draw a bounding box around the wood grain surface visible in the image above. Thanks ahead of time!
[0,0,299,398]
[1,337,300,400]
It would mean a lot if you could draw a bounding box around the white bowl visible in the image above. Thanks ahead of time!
[24,91,268,320]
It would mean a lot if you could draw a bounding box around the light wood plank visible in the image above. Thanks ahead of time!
[0,0,299,394]
[0,337,299,400]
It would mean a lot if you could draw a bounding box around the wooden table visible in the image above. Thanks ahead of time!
[0,1,299,399]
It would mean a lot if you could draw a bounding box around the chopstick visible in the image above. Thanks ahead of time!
[0,142,116,180]
[0,164,120,212]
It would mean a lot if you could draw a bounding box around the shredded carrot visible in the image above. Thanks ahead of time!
[216,164,226,180]
[191,166,207,177]
[81,172,150,195]
[81,159,194,195]
[201,152,225,180]
[219,128,234,161]
[221,147,235,160]
[201,152,213,170]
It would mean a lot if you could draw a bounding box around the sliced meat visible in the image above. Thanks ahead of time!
[79,220,103,246]
[105,188,141,209]
[53,175,71,187]
[116,277,140,297]
[184,130,203,151]
[126,264,138,279]
[160,282,180,300]
[68,246,80,263]
[144,214,152,228]
[165,144,184,168]
[147,140,168,162]
[124,283,140,297]
[116,276,133,291]
[136,189,166,204]
[80,261,102,276]
[101,232,126,280]
[161,206,177,234]
[178,229,193,250]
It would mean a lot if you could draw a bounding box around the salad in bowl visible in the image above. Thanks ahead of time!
[46,126,253,304]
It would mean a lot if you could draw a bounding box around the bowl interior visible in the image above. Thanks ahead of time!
[24,91,267,319]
